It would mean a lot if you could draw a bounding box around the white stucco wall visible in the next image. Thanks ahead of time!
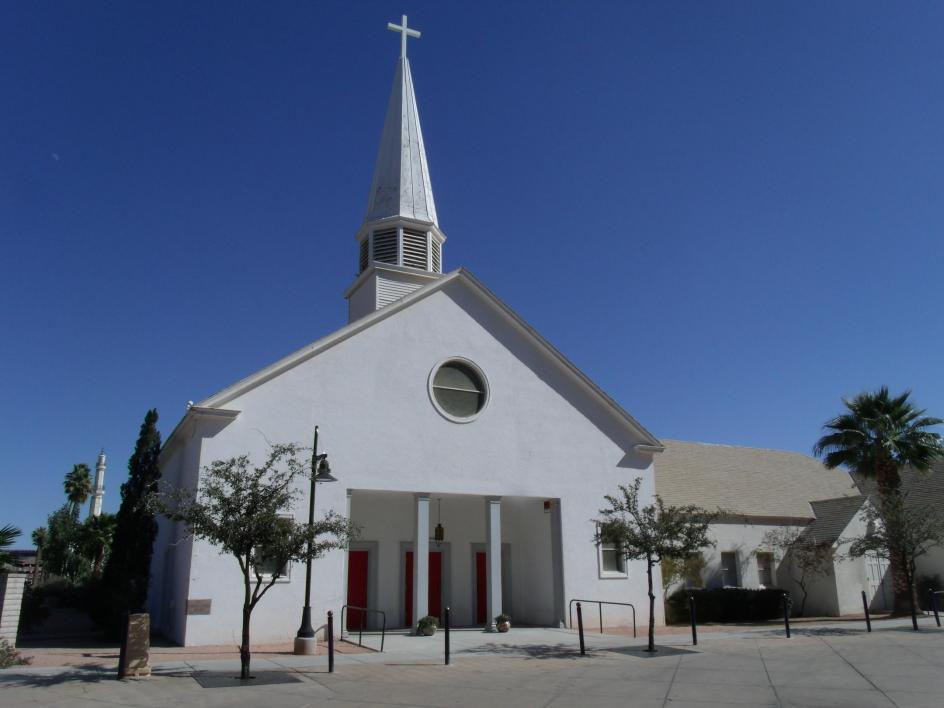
[154,280,657,645]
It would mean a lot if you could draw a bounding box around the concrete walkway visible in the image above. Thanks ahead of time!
[2,618,943,706]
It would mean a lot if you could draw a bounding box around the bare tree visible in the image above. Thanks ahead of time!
[761,528,836,616]
[849,495,944,630]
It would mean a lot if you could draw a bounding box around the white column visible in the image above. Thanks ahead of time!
[485,496,502,632]
[412,493,430,632]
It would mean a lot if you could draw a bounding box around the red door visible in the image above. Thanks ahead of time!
[404,551,442,627]
[475,552,487,624]
[347,550,369,631]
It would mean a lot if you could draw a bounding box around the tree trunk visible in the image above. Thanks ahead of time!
[647,555,656,652]
[240,567,252,680]
[875,458,911,616]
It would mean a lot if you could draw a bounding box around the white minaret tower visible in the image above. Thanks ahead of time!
[345,15,446,322]
[89,449,106,518]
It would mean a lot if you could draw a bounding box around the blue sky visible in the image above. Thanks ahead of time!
[2,1,942,543]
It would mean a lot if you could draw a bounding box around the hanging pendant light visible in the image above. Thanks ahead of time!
[434,498,444,545]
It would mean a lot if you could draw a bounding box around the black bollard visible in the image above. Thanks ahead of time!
[689,595,698,646]
[576,601,586,656]
[782,592,791,638]
[445,606,451,666]
[911,595,919,632]
[328,610,335,673]
[861,590,872,633]
[933,592,941,628]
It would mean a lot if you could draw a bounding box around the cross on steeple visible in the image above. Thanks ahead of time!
[387,14,421,59]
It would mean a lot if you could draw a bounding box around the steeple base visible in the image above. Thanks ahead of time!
[345,263,443,322]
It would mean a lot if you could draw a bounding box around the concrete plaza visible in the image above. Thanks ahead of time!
[2,620,943,707]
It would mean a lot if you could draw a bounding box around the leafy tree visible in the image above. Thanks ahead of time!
[42,505,86,581]
[159,443,353,680]
[0,524,21,568]
[63,464,93,520]
[761,528,836,616]
[849,494,944,630]
[98,409,162,636]
[79,513,117,576]
[596,478,715,652]
[813,387,944,614]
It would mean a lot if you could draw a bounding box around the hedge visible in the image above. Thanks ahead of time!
[666,587,785,624]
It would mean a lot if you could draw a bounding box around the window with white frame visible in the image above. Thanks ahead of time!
[596,527,627,578]
[253,553,291,582]
[756,552,774,587]
[252,514,293,583]
[720,551,739,587]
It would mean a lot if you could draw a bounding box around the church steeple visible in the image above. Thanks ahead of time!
[346,16,446,323]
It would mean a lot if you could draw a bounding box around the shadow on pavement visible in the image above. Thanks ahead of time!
[0,664,113,688]
[457,643,598,660]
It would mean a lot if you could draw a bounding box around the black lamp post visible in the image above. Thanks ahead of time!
[296,425,337,642]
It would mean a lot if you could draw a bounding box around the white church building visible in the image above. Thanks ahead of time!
[150,18,663,646]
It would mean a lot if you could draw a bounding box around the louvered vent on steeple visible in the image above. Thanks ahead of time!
[372,228,398,265]
[402,228,428,269]
[431,241,441,273]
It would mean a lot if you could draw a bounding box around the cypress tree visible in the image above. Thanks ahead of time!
[97,409,162,636]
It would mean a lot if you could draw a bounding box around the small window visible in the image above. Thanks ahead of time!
[597,525,627,578]
[254,554,291,581]
[720,551,739,587]
[756,552,774,587]
[429,359,488,422]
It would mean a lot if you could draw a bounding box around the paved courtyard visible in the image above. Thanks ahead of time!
[2,620,943,707]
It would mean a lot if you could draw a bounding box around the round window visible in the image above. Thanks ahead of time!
[429,359,488,422]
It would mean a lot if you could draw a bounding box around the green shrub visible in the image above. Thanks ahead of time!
[17,583,49,634]
[667,587,785,624]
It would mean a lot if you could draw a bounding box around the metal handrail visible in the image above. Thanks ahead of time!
[568,598,636,638]
[339,605,387,652]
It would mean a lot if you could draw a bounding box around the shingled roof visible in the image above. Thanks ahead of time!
[655,440,861,519]
[854,458,944,507]
[801,496,868,545]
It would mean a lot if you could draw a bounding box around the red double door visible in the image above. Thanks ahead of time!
[404,550,442,627]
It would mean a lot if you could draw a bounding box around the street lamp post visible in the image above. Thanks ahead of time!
[294,425,337,655]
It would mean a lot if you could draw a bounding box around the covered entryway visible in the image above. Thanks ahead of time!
[347,490,564,631]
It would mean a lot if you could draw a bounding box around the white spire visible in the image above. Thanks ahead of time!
[365,18,438,226]
[89,449,105,518]
[346,17,446,323]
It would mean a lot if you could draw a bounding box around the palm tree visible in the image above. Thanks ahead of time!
[0,524,22,568]
[32,527,47,584]
[814,386,944,614]
[63,464,93,520]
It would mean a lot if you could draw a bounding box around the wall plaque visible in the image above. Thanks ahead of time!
[187,598,212,615]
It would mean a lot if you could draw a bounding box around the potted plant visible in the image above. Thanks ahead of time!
[495,613,511,632]
[417,615,438,636]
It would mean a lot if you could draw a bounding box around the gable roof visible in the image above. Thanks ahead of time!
[655,439,860,519]
[802,496,868,545]
[164,269,661,452]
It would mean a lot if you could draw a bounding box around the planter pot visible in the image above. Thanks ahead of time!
[496,622,510,633]
[420,626,436,636]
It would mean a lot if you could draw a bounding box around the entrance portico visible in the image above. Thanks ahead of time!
[347,490,562,632]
